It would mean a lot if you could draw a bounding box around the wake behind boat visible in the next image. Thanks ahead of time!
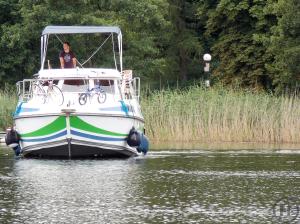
[5,26,149,158]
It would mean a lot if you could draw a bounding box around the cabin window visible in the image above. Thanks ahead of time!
[94,80,115,94]
[64,80,85,85]
[41,80,59,85]
[62,79,88,92]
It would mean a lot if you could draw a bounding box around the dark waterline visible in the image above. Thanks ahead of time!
[0,145,300,223]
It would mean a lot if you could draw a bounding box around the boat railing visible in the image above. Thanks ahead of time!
[17,76,140,105]
[16,80,34,102]
[120,77,141,102]
[16,79,64,105]
[16,78,121,106]
[121,70,140,101]
[132,77,140,101]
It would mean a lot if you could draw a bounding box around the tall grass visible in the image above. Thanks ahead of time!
[142,85,300,143]
[0,89,17,130]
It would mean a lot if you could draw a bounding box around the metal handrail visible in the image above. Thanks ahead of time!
[16,79,64,105]
[16,77,140,104]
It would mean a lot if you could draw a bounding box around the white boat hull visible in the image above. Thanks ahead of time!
[15,114,143,158]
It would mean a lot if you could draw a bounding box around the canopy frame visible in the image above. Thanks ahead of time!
[40,26,123,72]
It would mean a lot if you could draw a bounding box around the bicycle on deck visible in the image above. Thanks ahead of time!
[78,85,106,105]
[32,80,64,106]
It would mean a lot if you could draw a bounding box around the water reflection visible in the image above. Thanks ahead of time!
[0,146,300,223]
[2,157,141,223]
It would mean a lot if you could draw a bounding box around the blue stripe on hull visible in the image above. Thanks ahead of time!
[21,130,67,142]
[20,130,127,143]
[71,130,126,141]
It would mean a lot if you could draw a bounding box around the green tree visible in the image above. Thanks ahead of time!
[0,0,171,87]
[0,0,21,85]
[203,0,274,90]
[264,0,300,92]
[167,0,203,83]
[1,0,299,92]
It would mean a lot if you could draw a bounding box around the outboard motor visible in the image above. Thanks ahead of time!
[5,127,21,156]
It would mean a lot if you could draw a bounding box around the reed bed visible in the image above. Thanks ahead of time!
[0,89,17,130]
[142,86,300,143]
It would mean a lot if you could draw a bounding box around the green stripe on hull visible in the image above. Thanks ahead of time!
[70,116,127,137]
[20,116,66,137]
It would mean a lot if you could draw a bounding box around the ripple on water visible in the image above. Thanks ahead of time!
[0,150,299,223]
[157,170,300,178]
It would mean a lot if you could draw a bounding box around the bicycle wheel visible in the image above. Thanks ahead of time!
[47,85,64,106]
[97,91,107,104]
[32,84,46,104]
[79,93,88,105]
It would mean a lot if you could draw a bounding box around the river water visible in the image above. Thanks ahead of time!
[0,145,300,224]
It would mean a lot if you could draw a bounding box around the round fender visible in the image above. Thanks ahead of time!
[127,127,141,147]
[5,128,20,148]
[137,133,149,155]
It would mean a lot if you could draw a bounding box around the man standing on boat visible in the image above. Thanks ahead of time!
[59,42,76,68]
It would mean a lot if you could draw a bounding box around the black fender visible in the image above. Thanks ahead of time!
[5,128,20,148]
[127,127,141,147]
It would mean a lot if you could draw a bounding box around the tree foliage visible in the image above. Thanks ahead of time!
[264,0,300,92]
[0,0,299,92]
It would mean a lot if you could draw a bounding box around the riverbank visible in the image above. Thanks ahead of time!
[142,85,300,144]
[149,140,300,151]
